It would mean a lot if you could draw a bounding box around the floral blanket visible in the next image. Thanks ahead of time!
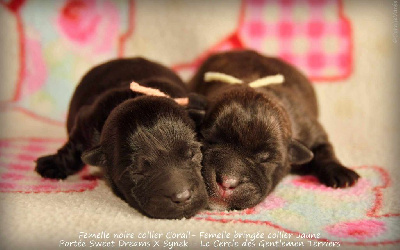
[0,0,398,249]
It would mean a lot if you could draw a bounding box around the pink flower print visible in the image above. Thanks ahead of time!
[292,175,324,188]
[57,0,120,54]
[325,220,386,240]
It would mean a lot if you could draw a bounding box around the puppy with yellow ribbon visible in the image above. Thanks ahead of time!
[190,50,359,211]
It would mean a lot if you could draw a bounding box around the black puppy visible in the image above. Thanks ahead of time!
[190,50,360,211]
[35,58,208,219]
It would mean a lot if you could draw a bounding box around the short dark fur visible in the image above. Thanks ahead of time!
[36,58,208,219]
[190,50,360,210]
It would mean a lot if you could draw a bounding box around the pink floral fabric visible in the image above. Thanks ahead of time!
[56,0,120,54]
[0,138,98,193]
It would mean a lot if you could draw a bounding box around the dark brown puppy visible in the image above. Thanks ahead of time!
[36,58,208,219]
[190,50,360,211]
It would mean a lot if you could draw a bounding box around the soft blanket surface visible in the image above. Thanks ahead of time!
[0,0,399,249]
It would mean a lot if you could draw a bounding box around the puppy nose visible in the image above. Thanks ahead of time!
[220,177,239,189]
[171,189,192,203]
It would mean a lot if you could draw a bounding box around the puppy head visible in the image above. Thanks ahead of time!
[82,96,208,219]
[200,88,313,210]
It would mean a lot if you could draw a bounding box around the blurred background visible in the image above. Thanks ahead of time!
[0,0,399,248]
[0,0,355,125]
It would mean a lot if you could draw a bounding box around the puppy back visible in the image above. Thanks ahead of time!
[67,58,185,131]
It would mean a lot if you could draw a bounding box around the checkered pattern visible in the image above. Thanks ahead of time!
[0,138,98,193]
[173,0,352,82]
[238,0,351,80]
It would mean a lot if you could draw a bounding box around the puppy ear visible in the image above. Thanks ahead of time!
[81,145,107,167]
[288,139,313,165]
[186,93,208,129]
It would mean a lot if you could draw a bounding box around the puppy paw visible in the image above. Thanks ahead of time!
[35,155,68,179]
[317,163,360,188]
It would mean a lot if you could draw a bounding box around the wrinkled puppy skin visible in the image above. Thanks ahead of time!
[35,58,208,219]
[190,50,360,211]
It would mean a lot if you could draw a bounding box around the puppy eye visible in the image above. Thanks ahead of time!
[117,168,143,186]
[205,137,220,146]
[137,156,151,169]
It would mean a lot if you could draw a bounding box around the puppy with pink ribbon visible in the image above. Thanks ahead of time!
[36,57,208,219]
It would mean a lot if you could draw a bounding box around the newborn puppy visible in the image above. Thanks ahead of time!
[35,58,208,219]
[190,50,360,210]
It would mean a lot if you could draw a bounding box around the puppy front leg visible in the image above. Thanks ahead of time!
[35,108,92,179]
[309,143,360,188]
[35,138,85,179]
[35,88,137,179]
